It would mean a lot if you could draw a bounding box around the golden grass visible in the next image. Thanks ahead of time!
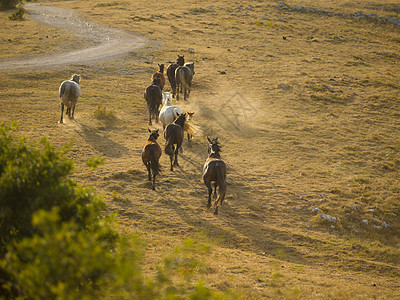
[0,0,399,298]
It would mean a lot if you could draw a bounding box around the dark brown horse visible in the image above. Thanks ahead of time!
[152,64,165,90]
[202,137,227,215]
[144,78,162,125]
[164,113,186,171]
[142,129,162,190]
[167,55,184,98]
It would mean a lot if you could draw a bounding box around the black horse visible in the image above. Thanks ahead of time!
[166,55,184,98]
[164,113,186,171]
[144,78,162,125]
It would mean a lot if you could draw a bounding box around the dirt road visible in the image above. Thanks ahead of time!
[0,3,147,70]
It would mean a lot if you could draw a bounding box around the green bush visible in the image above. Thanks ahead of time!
[0,122,111,256]
[0,122,234,299]
[0,0,21,10]
[8,5,24,20]
[0,122,122,298]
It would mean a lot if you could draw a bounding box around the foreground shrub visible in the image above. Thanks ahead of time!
[0,0,21,10]
[8,4,24,20]
[0,122,236,299]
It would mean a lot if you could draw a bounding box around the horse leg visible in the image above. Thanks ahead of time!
[174,144,180,166]
[146,163,151,181]
[152,173,156,190]
[169,145,175,171]
[60,103,64,123]
[214,206,219,215]
[148,107,152,125]
[214,182,217,198]
[187,133,192,147]
[204,180,212,208]
[71,104,76,120]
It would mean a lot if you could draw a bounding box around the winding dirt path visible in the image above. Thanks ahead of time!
[0,3,148,70]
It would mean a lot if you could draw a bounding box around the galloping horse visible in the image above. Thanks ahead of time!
[144,78,162,125]
[159,92,183,130]
[164,113,186,171]
[142,129,162,190]
[202,137,227,215]
[175,62,194,101]
[167,55,184,98]
[152,64,165,90]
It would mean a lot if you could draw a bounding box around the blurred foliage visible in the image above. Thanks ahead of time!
[0,122,235,299]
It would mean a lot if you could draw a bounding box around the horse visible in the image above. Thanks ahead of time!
[59,74,81,123]
[144,78,162,125]
[183,112,195,146]
[159,92,183,130]
[167,55,184,98]
[164,113,186,171]
[142,129,162,190]
[152,64,165,90]
[202,137,227,215]
[175,63,194,101]
[184,62,195,75]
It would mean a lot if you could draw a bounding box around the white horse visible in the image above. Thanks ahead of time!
[59,74,81,123]
[159,92,183,130]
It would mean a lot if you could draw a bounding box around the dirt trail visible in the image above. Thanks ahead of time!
[0,3,147,70]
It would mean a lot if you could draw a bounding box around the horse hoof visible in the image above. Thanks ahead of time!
[207,204,211,209]
[152,186,155,190]
[214,210,218,215]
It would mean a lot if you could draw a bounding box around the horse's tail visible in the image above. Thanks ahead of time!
[173,108,181,120]
[164,131,175,156]
[149,148,161,176]
[215,162,226,207]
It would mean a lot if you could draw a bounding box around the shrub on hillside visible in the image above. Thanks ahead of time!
[0,122,231,299]
[8,4,24,20]
[0,0,21,10]
[0,122,123,298]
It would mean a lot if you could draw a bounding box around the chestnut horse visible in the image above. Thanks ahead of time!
[142,129,162,190]
[164,113,186,171]
[167,55,184,98]
[202,137,227,215]
[152,64,165,90]
[144,78,162,125]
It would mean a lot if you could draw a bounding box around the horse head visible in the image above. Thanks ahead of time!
[187,112,195,120]
[177,55,185,66]
[71,74,80,83]
[207,137,221,156]
[158,64,165,73]
[148,128,160,141]
[174,113,186,128]
[162,92,172,106]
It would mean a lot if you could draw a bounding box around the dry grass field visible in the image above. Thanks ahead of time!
[0,0,399,298]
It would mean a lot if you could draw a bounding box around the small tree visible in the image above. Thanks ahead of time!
[0,0,21,10]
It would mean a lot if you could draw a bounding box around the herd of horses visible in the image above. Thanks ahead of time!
[58,55,227,214]
[142,55,227,215]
